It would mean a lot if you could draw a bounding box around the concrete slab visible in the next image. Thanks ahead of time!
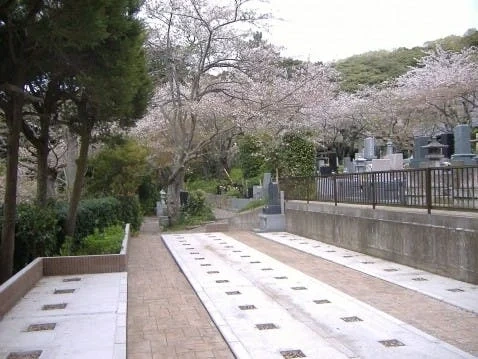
[162,233,473,359]
[0,272,126,359]
[258,232,478,314]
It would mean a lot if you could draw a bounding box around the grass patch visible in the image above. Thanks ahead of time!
[74,225,124,255]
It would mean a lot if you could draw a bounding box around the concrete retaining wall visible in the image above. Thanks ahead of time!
[207,194,256,211]
[228,207,262,230]
[285,201,478,284]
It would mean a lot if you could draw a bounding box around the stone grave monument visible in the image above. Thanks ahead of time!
[451,124,475,165]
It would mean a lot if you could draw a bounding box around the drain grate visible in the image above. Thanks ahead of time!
[326,250,336,252]
[313,245,321,248]
[200,264,211,266]
[190,252,200,254]
[261,268,273,271]
[256,323,278,330]
[280,349,306,358]
[239,305,256,310]
[26,323,56,332]
[54,289,75,294]
[313,299,331,304]
[240,255,251,258]
[274,276,288,279]
[62,277,81,282]
[194,257,205,260]
[186,247,194,250]
[216,280,229,283]
[226,291,241,295]
[447,288,464,292]
[225,246,233,248]
[361,261,375,264]
[299,242,308,244]
[341,316,363,322]
[207,271,219,274]
[384,268,398,272]
[412,277,428,281]
[42,303,67,310]
[379,339,405,347]
[250,261,261,264]
[232,250,242,252]
[291,286,307,290]
[7,351,42,359]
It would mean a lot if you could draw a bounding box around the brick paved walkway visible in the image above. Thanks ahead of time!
[127,218,234,359]
[127,218,478,357]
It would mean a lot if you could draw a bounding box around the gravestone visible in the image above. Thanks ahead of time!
[451,124,475,165]
[371,159,392,171]
[344,157,354,173]
[263,182,281,214]
[364,137,376,160]
[386,139,393,157]
[409,136,429,168]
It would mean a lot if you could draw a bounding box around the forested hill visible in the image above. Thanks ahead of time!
[334,28,478,92]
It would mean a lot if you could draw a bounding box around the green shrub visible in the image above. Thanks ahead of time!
[117,196,143,232]
[186,178,221,194]
[75,225,124,255]
[13,204,61,271]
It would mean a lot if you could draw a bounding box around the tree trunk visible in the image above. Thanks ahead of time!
[64,127,78,201]
[0,93,23,284]
[64,122,92,238]
[36,121,50,206]
[166,167,185,224]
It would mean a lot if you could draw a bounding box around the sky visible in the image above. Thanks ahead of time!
[258,0,478,62]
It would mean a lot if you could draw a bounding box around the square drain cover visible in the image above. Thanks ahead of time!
[256,323,278,330]
[194,257,205,260]
[226,291,241,295]
[261,268,273,271]
[200,264,211,266]
[313,299,331,304]
[280,349,306,358]
[186,247,194,250]
[62,277,81,282]
[274,276,288,279]
[42,303,67,310]
[447,288,464,292]
[207,271,219,274]
[291,286,307,290]
[313,245,321,248]
[7,351,42,359]
[54,289,75,294]
[326,250,336,252]
[190,252,200,254]
[239,305,256,310]
[379,339,405,347]
[27,323,56,331]
[341,316,363,322]
[299,242,308,244]
[233,250,242,252]
[241,255,250,258]
[361,261,375,264]
[384,269,398,272]
[225,246,233,248]
[250,261,261,264]
[216,280,229,283]
[412,277,428,281]
[343,255,354,258]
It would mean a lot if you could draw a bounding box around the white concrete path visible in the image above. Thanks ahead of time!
[0,272,126,359]
[258,232,478,314]
[162,232,473,359]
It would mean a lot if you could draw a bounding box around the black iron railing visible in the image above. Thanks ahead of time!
[280,166,478,213]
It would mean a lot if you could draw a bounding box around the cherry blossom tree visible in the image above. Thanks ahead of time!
[395,46,478,132]
[137,0,338,222]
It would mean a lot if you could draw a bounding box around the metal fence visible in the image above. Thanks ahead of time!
[280,166,478,213]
